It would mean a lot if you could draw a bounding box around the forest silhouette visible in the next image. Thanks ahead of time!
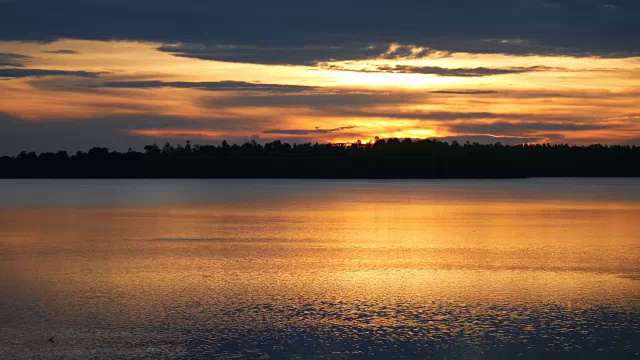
[2,138,639,178]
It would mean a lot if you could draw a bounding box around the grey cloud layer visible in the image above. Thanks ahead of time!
[448,121,619,135]
[0,113,269,154]
[366,65,552,77]
[263,126,356,135]
[430,90,500,95]
[204,92,424,108]
[320,108,597,123]
[1,0,639,65]
[0,53,31,67]
[0,68,102,78]
[158,43,392,66]
[99,80,315,93]
[42,49,79,54]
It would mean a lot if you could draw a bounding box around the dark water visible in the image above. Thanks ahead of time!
[0,179,639,359]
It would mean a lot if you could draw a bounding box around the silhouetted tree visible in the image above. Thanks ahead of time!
[1,139,639,178]
[144,144,161,155]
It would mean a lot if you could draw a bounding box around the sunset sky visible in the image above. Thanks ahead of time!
[1,0,639,154]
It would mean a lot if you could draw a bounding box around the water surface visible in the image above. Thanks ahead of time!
[0,179,639,359]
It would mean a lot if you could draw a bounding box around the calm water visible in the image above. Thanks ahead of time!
[0,179,639,359]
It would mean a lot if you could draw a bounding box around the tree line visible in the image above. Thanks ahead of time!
[1,138,639,178]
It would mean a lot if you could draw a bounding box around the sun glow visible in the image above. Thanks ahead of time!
[1,39,640,149]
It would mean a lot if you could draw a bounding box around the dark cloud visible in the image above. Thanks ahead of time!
[204,92,601,123]
[263,126,356,135]
[448,121,618,135]
[349,111,506,121]
[98,80,315,93]
[366,65,552,77]
[158,43,447,66]
[158,43,391,66]
[0,53,30,67]
[0,113,269,155]
[0,68,102,78]
[323,108,593,123]
[42,49,79,54]
[1,0,638,65]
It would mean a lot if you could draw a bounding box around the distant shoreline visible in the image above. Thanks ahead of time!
[2,139,639,179]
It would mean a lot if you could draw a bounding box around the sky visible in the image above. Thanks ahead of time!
[0,0,639,154]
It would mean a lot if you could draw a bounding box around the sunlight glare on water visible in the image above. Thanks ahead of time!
[0,179,639,359]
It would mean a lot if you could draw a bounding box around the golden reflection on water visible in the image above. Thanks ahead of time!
[0,179,639,359]
[2,199,638,301]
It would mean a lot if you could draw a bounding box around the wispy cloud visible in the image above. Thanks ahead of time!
[157,43,393,66]
[340,65,554,77]
[204,92,424,108]
[0,112,269,154]
[0,69,102,78]
[263,126,356,135]
[2,0,638,60]
[447,121,619,135]
[42,49,79,54]
[0,53,31,67]
[98,80,315,93]
[430,90,500,95]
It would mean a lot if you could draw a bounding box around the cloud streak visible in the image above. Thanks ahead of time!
[367,65,553,77]
[157,43,392,66]
[1,0,639,63]
[447,121,619,135]
[430,90,500,95]
[0,53,30,67]
[204,92,425,108]
[0,68,102,78]
[98,80,315,93]
[42,49,79,54]
[0,113,269,154]
[263,126,356,135]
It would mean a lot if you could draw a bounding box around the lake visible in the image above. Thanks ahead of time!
[0,179,638,359]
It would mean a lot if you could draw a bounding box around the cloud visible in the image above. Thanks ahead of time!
[204,91,424,108]
[157,43,449,66]
[202,91,606,124]
[430,90,500,95]
[1,0,638,64]
[157,43,392,66]
[322,108,595,123]
[42,49,79,54]
[365,65,552,77]
[447,121,618,135]
[0,53,31,67]
[499,89,640,99]
[377,45,444,60]
[98,80,315,93]
[338,110,507,121]
[263,126,356,135]
[0,69,102,78]
[0,113,269,155]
